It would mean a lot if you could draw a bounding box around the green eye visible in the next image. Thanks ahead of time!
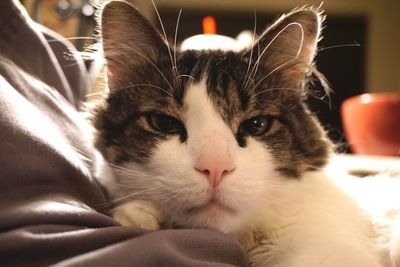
[240,115,272,136]
[146,113,186,135]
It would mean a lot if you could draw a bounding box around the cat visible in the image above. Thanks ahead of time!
[92,1,400,266]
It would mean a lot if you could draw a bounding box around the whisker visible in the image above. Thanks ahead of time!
[242,75,256,95]
[173,9,183,89]
[99,188,163,207]
[252,98,293,115]
[108,164,150,177]
[109,83,173,97]
[308,65,332,109]
[248,56,302,95]
[251,86,332,109]
[150,0,178,92]
[248,22,304,87]
[307,92,333,110]
[318,43,360,52]
[241,10,258,93]
[246,34,261,93]
[146,96,176,107]
[252,87,299,98]
[177,74,196,82]
[102,42,175,92]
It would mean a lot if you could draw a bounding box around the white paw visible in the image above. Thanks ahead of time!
[112,200,163,231]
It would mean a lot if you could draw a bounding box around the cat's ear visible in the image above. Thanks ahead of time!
[99,0,169,89]
[244,8,323,82]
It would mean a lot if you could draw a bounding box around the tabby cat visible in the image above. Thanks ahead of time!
[93,1,400,266]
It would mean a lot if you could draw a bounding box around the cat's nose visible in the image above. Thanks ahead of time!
[194,156,236,188]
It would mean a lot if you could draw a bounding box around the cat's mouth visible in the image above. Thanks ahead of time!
[186,198,236,215]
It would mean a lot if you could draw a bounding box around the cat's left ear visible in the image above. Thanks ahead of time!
[99,0,169,89]
[244,7,323,81]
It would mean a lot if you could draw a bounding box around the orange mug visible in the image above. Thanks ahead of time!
[341,93,400,156]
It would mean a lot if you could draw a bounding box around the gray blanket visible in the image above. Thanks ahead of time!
[0,1,247,266]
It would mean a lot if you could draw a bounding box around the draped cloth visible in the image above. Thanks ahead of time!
[0,1,247,266]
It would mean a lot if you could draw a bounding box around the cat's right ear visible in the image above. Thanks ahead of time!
[99,0,168,89]
[242,8,323,89]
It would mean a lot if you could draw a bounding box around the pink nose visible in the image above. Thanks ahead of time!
[194,156,236,188]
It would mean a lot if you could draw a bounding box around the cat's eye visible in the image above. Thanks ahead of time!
[239,115,272,136]
[146,113,186,135]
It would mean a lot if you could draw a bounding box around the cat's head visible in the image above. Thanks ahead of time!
[94,0,332,232]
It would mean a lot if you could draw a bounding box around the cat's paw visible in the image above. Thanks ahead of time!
[112,200,163,231]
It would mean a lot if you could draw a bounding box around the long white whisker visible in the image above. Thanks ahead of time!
[248,24,304,93]
[241,10,258,93]
[150,0,178,90]
[105,188,163,206]
[318,43,360,52]
[252,99,293,114]
[110,83,173,97]
[173,9,183,89]
[252,87,299,98]
[177,74,196,82]
[108,164,152,177]
[248,22,304,84]
[103,42,175,93]
[252,86,333,109]
[249,58,298,93]
[146,96,175,107]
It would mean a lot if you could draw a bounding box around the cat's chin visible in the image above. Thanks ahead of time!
[176,201,246,233]
[185,198,236,216]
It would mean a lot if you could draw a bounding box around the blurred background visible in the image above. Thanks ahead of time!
[21,0,400,151]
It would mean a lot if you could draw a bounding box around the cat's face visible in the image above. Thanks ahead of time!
[94,1,332,232]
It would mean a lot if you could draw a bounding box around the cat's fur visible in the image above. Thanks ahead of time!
[92,1,400,266]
